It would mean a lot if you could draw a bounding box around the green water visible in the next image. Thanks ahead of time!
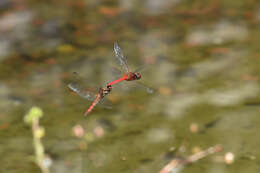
[1,0,260,172]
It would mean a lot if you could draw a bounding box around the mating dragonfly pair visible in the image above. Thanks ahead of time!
[68,42,153,116]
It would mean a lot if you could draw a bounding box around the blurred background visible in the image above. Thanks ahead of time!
[0,0,260,172]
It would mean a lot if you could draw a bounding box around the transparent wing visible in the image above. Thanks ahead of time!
[134,64,148,73]
[98,98,113,109]
[110,66,123,77]
[114,42,129,73]
[68,83,96,101]
[68,72,97,101]
[113,80,154,94]
[135,81,154,94]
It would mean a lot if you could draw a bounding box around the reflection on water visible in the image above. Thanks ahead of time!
[0,0,260,173]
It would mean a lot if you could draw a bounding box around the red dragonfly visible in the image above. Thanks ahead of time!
[107,42,153,93]
[68,72,112,116]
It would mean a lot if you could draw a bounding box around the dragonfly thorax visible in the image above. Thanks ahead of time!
[134,72,141,80]
[126,72,141,81]
[99,85,112,98]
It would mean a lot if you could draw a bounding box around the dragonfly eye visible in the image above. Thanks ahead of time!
[107,85,112,90]
[135,73,141,80]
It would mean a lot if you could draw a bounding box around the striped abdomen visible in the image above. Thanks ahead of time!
[84,95,101,116]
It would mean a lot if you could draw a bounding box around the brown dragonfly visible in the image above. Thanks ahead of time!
[68,72,112,116]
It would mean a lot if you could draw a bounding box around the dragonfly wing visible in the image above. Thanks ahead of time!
[68,72,98,101]
[110,66,123,77]
[113,80,154,94]
[98,98,113,109]
[135,81,155,94]
[114,42,129,73]
[68,83,96,101]
[134,64,150,73]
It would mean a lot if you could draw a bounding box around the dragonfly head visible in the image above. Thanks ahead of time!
[106,85,112,91]
[134,72,141,80]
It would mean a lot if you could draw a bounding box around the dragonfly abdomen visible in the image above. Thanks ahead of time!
[85,95,101,116]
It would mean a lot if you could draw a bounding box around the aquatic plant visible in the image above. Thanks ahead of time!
[24,106,52,173]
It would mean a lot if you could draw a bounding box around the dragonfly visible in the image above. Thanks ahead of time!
[68,72,112,116]
[107,42,154,93]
